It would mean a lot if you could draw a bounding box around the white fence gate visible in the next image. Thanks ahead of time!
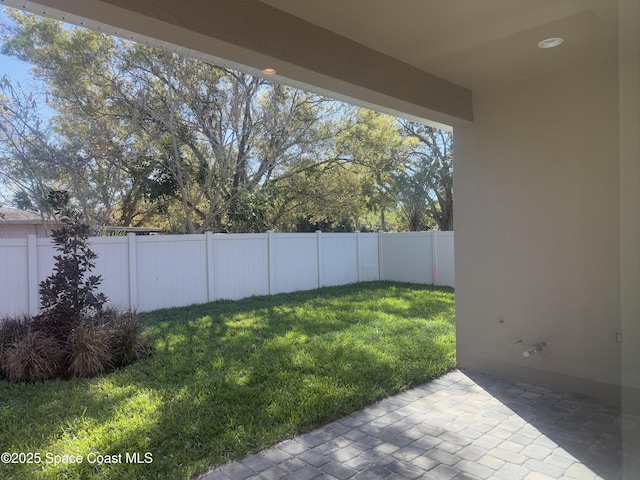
[0,231,454,316]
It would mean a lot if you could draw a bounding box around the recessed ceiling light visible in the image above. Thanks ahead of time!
[538,37,564,49]
[263,68,277,75]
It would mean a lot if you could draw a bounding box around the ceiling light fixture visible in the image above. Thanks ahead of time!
[538,37,564,49]
[263,68,277,75]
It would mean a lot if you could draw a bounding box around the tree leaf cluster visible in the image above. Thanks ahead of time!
[0,8,453,232]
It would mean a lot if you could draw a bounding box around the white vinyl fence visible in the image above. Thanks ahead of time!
[0,231,454,316]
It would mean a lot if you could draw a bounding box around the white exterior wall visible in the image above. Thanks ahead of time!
[0,224,40,238]
[454,53,637,402]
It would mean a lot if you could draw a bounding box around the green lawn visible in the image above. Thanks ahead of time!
[0,281,456,480]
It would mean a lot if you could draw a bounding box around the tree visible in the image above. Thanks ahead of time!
[1,10,341,232]
[114,49,338,232]
[334,109,416,230]
[0,13,144,227]
[2,9,456,234]
[395,160,437,231]
[271,158,370,231]
[399,122,453,230]
[0,74,59,214]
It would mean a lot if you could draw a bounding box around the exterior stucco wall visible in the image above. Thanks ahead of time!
[454,54,636,400]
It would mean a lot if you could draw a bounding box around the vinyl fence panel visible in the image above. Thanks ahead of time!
[271,233,319,295]
[135,235,209,311]
[380,232,434,284]
[357,233,380,281]
[0,239,30,316]
[434,232,455,287]
[321,233,359,287]
[90,237,131,310]
[377,231,455,288]
[210,233,269,300]
[0,230,454,317]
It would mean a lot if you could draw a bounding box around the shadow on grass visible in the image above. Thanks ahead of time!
[0,281,455,480]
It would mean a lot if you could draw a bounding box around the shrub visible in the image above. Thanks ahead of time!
[0,310,149,382]
[108,309,148,368]
[0,316,31,378]
[33,190,107,340]
[0,316,30,354]
[3,330,65,382]
[0,191,149,383]
[67,322,112,378]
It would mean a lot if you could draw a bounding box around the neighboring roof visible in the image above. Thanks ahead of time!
[0,207,49,224]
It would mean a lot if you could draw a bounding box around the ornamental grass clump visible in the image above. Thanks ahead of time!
[0,315,30,361]
[107,308,148,368]
[67,321,112,378]
[0,191,149,383]
[3,329,65,382]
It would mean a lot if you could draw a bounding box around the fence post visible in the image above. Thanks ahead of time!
[377,231,384,281]
[206,232,215,302]
[316,230,323,288]
[127,233,137,309]
[267,230,275,295]
[356,231,361,283]
[27,235,39,316]
[432,230,439,285]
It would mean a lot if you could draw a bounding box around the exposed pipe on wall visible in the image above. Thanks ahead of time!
[524,343,546,358]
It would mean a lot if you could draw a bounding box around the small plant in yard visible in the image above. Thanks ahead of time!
[66,321,112,378]
[105,307,149,368]
[33,190,107,339]
[3,329,65,382]
[0,191,149,382]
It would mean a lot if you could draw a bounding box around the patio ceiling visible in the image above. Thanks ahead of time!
[1,0,624,126]
[260,0,621,91]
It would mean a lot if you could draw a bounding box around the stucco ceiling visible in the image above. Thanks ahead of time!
[260,0,620,90]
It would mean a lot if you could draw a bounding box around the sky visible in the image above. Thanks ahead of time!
[2,54,35,85]
[0,6,35,85]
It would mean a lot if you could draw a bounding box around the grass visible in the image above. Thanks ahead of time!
[0,281,455,479]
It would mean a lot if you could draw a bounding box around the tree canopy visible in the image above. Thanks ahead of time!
[0,8,453,232]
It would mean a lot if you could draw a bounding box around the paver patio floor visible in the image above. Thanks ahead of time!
[201,370,639,480]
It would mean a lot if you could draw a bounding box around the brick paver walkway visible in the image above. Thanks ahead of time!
[200,370,639,480]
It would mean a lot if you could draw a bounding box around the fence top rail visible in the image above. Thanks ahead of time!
[208,232,270,240]
[379,231,452,236]
[0,238,29,247]
[0,231,452,247]
[133,234,206,243]
[33,236,129,247]
[271,232,318,239]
